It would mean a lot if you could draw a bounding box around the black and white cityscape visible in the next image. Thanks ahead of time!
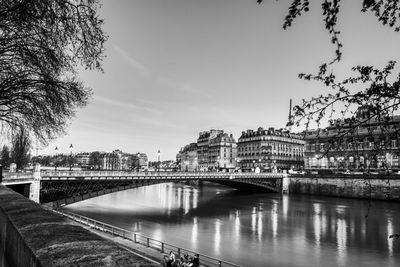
[1,1,400,267]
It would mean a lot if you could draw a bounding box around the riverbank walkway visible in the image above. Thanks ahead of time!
[54,209,241,267]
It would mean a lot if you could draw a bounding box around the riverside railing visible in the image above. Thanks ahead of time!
[54,209,241,267]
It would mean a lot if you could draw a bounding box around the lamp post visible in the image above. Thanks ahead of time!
[54,146,58,171]
[69,144,73,171]
[252,160,255,172]
[157,150,160,173]
[137,152,140,172]
[0,164,3,184]
[217,156,220,172]
[194,157,198,172]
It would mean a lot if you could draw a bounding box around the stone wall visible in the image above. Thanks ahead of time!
[0,185,157,267]
[289,174,400,201]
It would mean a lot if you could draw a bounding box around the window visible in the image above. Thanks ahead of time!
[392,140,397,148]
[320,143,324,151]
[311,144,316,152]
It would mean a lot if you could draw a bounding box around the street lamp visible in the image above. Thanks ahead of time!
[252,160,255,172]
[0,164,3,184]
[69,144,73,171]
[194,157,198,172]
[217,156,220,172]
[236,158,240,172]
[157,150,161,173]
[136,152,140,172]
[54,146,58,171]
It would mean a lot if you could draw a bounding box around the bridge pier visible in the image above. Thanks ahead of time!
[29,164,41,203]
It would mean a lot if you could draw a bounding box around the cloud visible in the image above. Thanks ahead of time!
[111,43,211,99]
[111,43,150,77]
[157,76,212,99]
[95,95,161,114]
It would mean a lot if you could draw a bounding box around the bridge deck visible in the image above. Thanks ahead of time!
[1,172,36,185]
[40,171,285,180]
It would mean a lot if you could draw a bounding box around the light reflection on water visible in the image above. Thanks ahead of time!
[66,183,400,267]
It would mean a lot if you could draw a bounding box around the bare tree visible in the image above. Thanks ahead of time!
[256,0,400,239]
[11,126,31,170]
[0,145,10,167]
[0,0,107,144]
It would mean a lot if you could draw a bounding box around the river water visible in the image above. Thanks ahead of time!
[65,182,400,267]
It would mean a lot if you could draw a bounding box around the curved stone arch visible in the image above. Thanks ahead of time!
[44,177,281,208]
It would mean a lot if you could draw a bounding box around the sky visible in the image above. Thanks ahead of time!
[39,0,400,160]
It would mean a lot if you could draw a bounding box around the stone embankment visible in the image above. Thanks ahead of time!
[0,185,158,267]
[289,174,400,201]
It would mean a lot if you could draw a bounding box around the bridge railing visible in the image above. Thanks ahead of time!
[41,171,285,179]
[54,209,240,267]
[1,172,35,183]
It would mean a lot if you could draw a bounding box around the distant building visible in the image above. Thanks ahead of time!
[100,150,147,171]
[133,152,148,171]
[208,132,237,171]
[237,127,305,172]
[197,129,224,171]
[75,152,90,168]
[179,143,198,171]
[304,107,400,171]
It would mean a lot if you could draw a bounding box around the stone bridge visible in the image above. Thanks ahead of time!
[2,169,287,208]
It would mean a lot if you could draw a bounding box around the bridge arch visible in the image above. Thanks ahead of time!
[38,171,284,208]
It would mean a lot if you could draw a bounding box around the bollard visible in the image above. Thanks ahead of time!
[0,164,2,183]
[161,243,164,253]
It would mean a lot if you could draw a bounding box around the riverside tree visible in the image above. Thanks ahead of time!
[0,0,107,144]
[257,0,400,236]
[0,145,10,167]
[257,0,400,157]
[11,126,31,169]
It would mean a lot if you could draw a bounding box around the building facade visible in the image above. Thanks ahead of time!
[208,132,237,171]
[304,114,400,171]
[75,153,90,168]
[196,129,224,171]
[133,152,148,171]
[237,127,305,172]
[100,150,147,171]
[179,143,198,172]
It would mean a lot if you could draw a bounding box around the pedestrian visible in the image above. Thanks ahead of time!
[192,254,200,267]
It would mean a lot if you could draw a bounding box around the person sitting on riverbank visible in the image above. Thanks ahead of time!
[192,254,200,267]
[180,254,200,267]
[163,251,176,267]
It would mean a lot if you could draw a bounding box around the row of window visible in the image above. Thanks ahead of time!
[306,140,399,152]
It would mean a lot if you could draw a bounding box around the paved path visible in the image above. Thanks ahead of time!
[78,222,165,266]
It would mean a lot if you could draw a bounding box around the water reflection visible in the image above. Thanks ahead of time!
[191,217,198,246]
[387,217,393,257]
[313,203,321,247]
[251,207,257,234]
[234,213,240,243]
[214,219,221,254]
[271,203,278,239]
[257,211,263,242]
[67,183,400,267]
[336,218,347,266]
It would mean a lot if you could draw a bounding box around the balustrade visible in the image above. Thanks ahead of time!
[54,209,240,267]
